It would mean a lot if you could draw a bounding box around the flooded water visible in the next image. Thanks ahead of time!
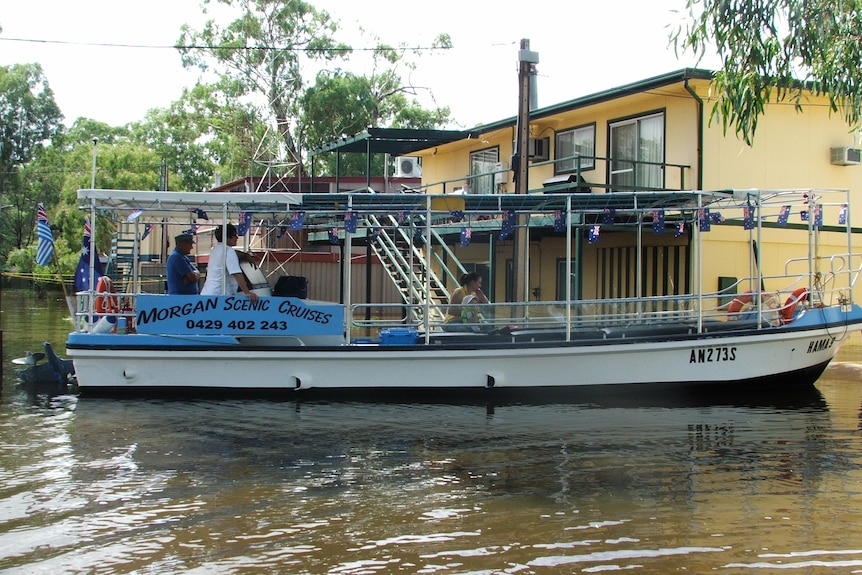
[2,288,862,574]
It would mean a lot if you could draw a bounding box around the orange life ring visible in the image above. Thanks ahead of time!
[727,291,753,318]
[95,276,119,315]
[781,288,809,323]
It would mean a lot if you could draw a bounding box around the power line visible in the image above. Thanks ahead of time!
[0,37,450,52]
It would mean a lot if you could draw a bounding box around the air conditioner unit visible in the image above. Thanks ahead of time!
[395,156,422,177]
[830,146,862,166]
[528,137,550,161]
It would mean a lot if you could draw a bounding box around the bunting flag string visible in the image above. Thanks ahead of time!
[36,203,54,267]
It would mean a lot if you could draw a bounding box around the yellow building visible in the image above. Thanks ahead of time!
[402,68,861,305]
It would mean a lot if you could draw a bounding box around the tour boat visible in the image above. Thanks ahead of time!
[63,187,862,396]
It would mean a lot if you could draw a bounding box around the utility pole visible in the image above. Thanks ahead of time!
[513,39,538,306]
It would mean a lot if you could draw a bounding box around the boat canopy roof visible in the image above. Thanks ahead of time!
[78,188,740,221]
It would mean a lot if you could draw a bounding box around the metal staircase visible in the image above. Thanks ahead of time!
[365,213,466,324]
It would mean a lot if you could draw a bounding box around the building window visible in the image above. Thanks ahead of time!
[555,124,595,174]
[470,147,499,194]
[609,112,664,191]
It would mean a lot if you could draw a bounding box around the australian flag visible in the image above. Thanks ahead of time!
[35,203,54,266]
[588,225,601,244]
[328,227,340,245]
[74,218,104,292]
[743,205,755,230]
[460,226,472,247]
[397,210,408,225]
[777,205,790,226]
[344,210,358,233]
[839,204,848,225]
[554,210,565,232]
[698,208,711,232]
[652,209,665,234]
[236,211,252,236]
[674,220,685,238]
[450,210,464,222]
[141,223,154,241]
[710,211,725,224]
[289,211,305,231]
[800,209,809,222]
[814,204,822,229]
[500,210,515,240]
[602,208,616,225]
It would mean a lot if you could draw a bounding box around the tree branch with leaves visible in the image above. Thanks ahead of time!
[672,0,862,145]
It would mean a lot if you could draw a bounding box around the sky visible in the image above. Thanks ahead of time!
[0,0,721,130]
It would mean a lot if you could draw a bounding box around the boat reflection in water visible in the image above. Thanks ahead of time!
[2,380,852,574]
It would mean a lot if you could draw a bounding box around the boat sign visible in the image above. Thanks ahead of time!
[134,295,343,336]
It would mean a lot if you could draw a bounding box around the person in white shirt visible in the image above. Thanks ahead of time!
[201,223,259,303]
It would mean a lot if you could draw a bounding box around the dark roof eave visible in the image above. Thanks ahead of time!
[307,127,480,157]
[473,68,715,133]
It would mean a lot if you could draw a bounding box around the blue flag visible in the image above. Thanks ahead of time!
[289,211,305,231]
[777,205,790,226]
[74,218,104,292]
[814,204,822,229]
[588,225,601,244]
[839,204,848,225]
[554,210,565,232]
[674,220,685,238]
[344,210,358,233]
[36,203,54,266]
[602,208,616,225]
[328,227,340,245]
[460,226,472,247]
[236,211,252,236]
[450,210,465,223]
[698,208,711,232]
[743,205,754,230]
[500,210,515,240]
[652,209,665,234]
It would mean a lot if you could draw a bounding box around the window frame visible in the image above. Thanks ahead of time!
[469,146,500,194]
[554,123,596,175]
[608,110,666,191]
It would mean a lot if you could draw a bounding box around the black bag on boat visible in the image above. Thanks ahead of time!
[274,275,308,299]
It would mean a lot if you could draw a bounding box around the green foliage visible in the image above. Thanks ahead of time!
[0,63,63,259]
[672,0,862,145]
[177,0,352,165]
[300,33,452,176]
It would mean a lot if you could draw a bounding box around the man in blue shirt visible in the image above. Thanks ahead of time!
[166,234,200,294]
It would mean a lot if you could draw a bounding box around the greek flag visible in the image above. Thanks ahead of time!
[36,203,54,266]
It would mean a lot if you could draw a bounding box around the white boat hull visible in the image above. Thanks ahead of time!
[67,323,854,393]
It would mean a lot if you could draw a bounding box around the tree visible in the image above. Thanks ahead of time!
[130,81,273,191]
[177,0,351,169]
[301,35,452,176]
[673,0,862,145]
[0,63,63,259]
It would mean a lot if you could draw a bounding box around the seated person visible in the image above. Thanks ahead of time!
[166,233,200,294]
[444,272,489,324]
